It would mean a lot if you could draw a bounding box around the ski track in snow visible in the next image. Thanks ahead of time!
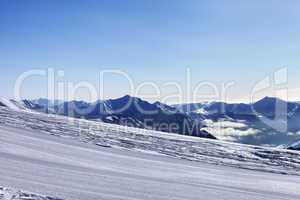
[0,107,300,199]
[0,107,299,176]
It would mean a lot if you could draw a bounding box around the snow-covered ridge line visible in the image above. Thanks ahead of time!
[0,186,63,200]
[0,107,300,176]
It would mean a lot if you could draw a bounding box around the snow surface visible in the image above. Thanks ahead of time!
[0,107,300,199]
[0,186,62,200]
[0,99,22,111]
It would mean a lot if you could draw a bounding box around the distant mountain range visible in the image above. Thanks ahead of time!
[1,96,300,150]
[0,96,215,140]
[174,96,300,148]
[288,141,300,151]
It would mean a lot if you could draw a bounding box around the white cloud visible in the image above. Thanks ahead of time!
[202,119,260,141]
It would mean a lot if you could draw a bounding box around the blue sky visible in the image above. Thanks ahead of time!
[1,0,300,103]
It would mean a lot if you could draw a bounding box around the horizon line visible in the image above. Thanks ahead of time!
[2,95,298,106]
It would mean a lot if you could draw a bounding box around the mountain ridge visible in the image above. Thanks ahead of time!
[0,95,215,140]
[2,96,300,148]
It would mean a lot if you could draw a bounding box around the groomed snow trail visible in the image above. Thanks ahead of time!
[0,107,300,176]
[0,107,300,199]
[0,126,300,200]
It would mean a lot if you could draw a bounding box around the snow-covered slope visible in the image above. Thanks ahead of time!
[0,123,300,200]
[0,98,38,112]
[0,107,299,175]
[0,98,25,111]
[0,107,300,199]
[0,186,62,200]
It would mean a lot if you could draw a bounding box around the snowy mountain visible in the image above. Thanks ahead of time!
[15,95,215,139]
[175,97,298,116]
[174,97,300,147]
[0,98,28,111]
[288,141,300,150]
[5,96,300,148]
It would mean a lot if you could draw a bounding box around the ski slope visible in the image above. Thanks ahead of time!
[0,107,300,199]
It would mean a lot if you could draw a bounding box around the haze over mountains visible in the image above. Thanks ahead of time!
[1,95,300,150]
